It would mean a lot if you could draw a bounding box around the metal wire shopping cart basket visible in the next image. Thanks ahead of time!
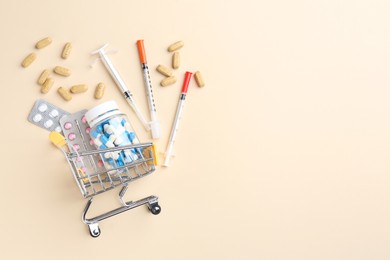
[63,143,161,237]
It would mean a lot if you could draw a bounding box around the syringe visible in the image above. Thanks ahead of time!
[136,40,161,139]
[163,71,193,167]
[91,44,150,131]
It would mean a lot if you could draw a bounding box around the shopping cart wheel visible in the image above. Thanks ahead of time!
[149,202,161,215]
[88,223,101,238]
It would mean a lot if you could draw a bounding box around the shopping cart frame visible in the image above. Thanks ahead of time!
[63,142,161,237]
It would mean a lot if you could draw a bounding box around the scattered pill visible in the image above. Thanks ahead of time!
[44,120,53,128]
[33,114,43,122]
[38,103,48,112]
[54,66,71,77]
[41,77,54,94]
[194,71,205,88]
[70,84,88,94]
[37,69,50,85]
[68,133,76,141]
[21,53,36,68]
[61,42,72,59]
[172,52,180,69]
[35,37,52,49]
[156,64,173,77]
[49,109,59,118]
[160,76,177,87]
[64,122,72,130]
[94,82,105,99]
[57,87,72,101]
[168,41,184,52]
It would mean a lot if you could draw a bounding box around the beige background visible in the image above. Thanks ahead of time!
[1,0,390,259]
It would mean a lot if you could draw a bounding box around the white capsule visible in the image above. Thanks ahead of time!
[38,103,48,112]
[94,138,102,147]
[44,120,53,128]
[104,124,115,134]
[108,134,116,142]
[33,114,43,122]
[106,141,115,148]
[114,136,123,145]
[124,122,131,131]
[49,109,59,118]
[112,152,120,160]
[114,126,125,136]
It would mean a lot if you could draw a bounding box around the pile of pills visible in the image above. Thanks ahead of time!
[89,118,141,167]
[156,40,205,88]
[21,36,106,101]
[28,99,70,133]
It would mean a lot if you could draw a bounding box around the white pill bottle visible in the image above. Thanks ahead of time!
[85,100,140,167]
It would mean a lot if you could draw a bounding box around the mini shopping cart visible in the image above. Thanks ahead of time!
[62,143,161,238]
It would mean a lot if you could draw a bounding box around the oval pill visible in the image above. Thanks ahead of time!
[194,71,205,88]
[35,37,52,49]
[44,120,53,128]
[21,52,36,68]
[37,69,50,85]
[172,52,180,69]
[38,103,48,112]
[64,122,72,130]
[156,65,172,77]
[168,41,184,52]
[33,114,43,122]
[160,76,177,87]
[61,42,72,59]
[57,87,72,101]
[54,66,71,77]
[49,109,59,118]
[70,84,88,94]
[94,82,105,99]
[40,78,54,94]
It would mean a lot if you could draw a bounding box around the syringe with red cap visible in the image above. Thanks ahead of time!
[163,72,192,167]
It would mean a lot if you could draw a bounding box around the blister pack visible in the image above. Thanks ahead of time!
[28,99,70,133]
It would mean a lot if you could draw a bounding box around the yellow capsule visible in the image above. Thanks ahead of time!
[21,52,36,68]
[172,52,180,69]
[58,87,72,101]
[35,37,52,49]
[194,71,205,88]
[61,42,72,59]
[94,82,105,99]
[53,66,71,77]
[168,41,184,52]
[156,64,172,77]
[41,78,54,94]
[160,76,177,87]
[70,84,88,94]
[37,69,50,85]
[49,131,67,148]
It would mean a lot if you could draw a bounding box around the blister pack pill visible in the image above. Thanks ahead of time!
[59,110,106,173]
[28,99,70,133]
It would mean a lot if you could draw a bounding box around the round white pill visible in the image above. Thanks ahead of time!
[38,103,48,112]
[44,119,53,128]
[33,114,43,122]
[49,109,59,118]
[55,126,62,132]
